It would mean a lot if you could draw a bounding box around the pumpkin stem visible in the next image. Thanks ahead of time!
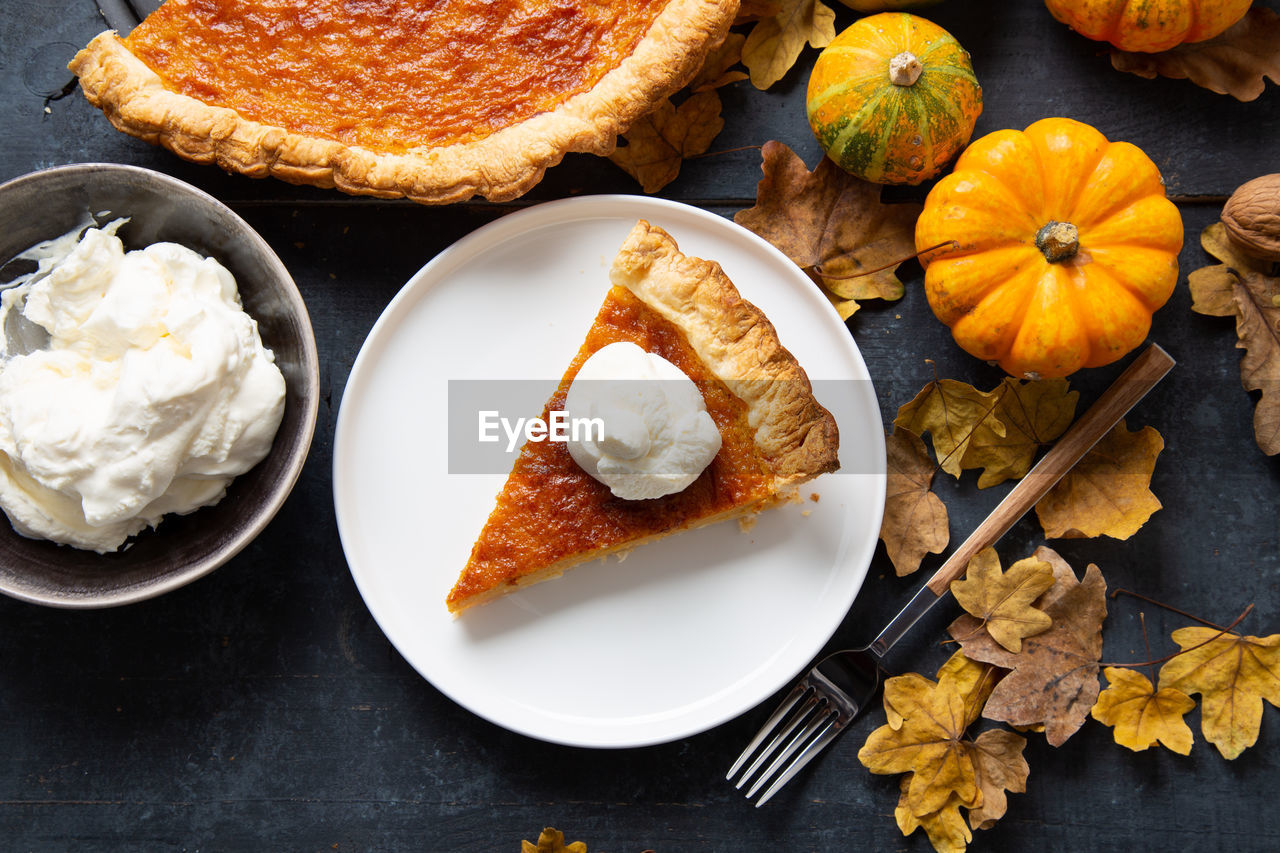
[1035,221,1080,263]
[888,51,923,86]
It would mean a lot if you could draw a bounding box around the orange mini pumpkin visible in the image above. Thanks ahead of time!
[915,117,1183,379]
[1044,0,1252,52]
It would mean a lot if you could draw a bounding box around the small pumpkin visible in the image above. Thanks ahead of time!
[806,13,981,185]
[915,117,1183,379]
[1044,0,1252,53]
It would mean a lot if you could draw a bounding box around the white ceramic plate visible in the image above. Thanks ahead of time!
[333,196,885,748]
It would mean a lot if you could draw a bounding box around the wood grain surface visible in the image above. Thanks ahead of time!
[1,1,1278,850]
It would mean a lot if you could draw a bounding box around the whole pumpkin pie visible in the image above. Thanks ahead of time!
[69,0,738,203]
[447,221,840,613]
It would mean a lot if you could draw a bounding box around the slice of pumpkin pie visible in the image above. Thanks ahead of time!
[447,220,840,613]
[69,0,737,204]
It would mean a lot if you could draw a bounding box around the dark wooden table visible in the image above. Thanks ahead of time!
[3,2,1279,850]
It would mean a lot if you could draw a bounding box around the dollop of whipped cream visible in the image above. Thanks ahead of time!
[0,221,286,552]
[565,342,721,500]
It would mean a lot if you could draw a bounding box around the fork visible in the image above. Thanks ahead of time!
[727,343,1176,806]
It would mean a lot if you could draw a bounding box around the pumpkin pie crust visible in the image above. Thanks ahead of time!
[69,0,738,204]
[447,221,840,613]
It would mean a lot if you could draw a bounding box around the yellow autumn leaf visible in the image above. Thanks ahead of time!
[608,91,723,193]
[1091,666,1196,755]
[741,0,837,90]
[950,548,1055,654]
[886,651,999,732]
[1158,628,1280,759]
[936,650,1002,730]
[962,378,1078,489]
[894,777,972,853]
[859,668,977,817]
[880,429,950,577]
[1034,421,1163,540]
[522,828,587,853]
[894,379,1003,480]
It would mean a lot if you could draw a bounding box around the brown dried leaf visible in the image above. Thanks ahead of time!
[950,547,1107,746]
[741,0,837,90]
[608,91,723,193]
[950,549,1055,654]
[1091,667,1196,755]
[734,0,783,24]
[734,141,921,311]
[1034,421,1164,539]
[522,828,587,853]
[880,429,950,577]
[1110,6,1280,102]
[966,729,1029,831]
[688,33,749,92]
[893,379,1003,480]
[1189,222,1280,455]
[1230,267,1280,454]
[962,379,1079,489]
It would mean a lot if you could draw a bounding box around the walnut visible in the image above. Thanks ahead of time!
[1222,173,1280,263]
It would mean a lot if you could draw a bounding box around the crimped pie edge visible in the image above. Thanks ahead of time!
[69,0,738,204]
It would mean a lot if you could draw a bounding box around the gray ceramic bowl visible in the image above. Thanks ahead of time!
[0,163,319,607]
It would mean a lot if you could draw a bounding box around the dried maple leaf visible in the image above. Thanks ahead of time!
[741,0,836,90]
[962,379,1078,489]
[734,141,921,318]
[1188,223,1280,456]
[688,32,749,92]
[966,729,1029,831]
[893,379,1003,480]
[522,828,587,853]
[859,666,978,817]
[1034,421,1164,540]
[1090,666,1196,755]
[1110,6,1280,102]
[895,777,973,853]
[886,651,1001,732]
[950,548,1055,654]
[880,429,950,577]
[1158,627,1280,759]
[950,547,1107,746]
[608,90,723,193]
[878,654,1021,850]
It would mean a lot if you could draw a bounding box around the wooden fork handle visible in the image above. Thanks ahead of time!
[923,343,1176,596]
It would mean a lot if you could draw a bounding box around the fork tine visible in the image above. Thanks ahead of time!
[744,702,839,800]
[731,689,823,790]
[752,715,846,807]
[725,681,808,781]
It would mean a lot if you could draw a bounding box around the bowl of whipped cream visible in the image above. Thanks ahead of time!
[0,163,319,607]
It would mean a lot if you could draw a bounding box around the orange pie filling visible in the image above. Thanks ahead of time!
[123,0,670,151]
[446,285,775,612]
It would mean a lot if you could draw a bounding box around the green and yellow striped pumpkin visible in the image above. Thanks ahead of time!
[806,13,982,185]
